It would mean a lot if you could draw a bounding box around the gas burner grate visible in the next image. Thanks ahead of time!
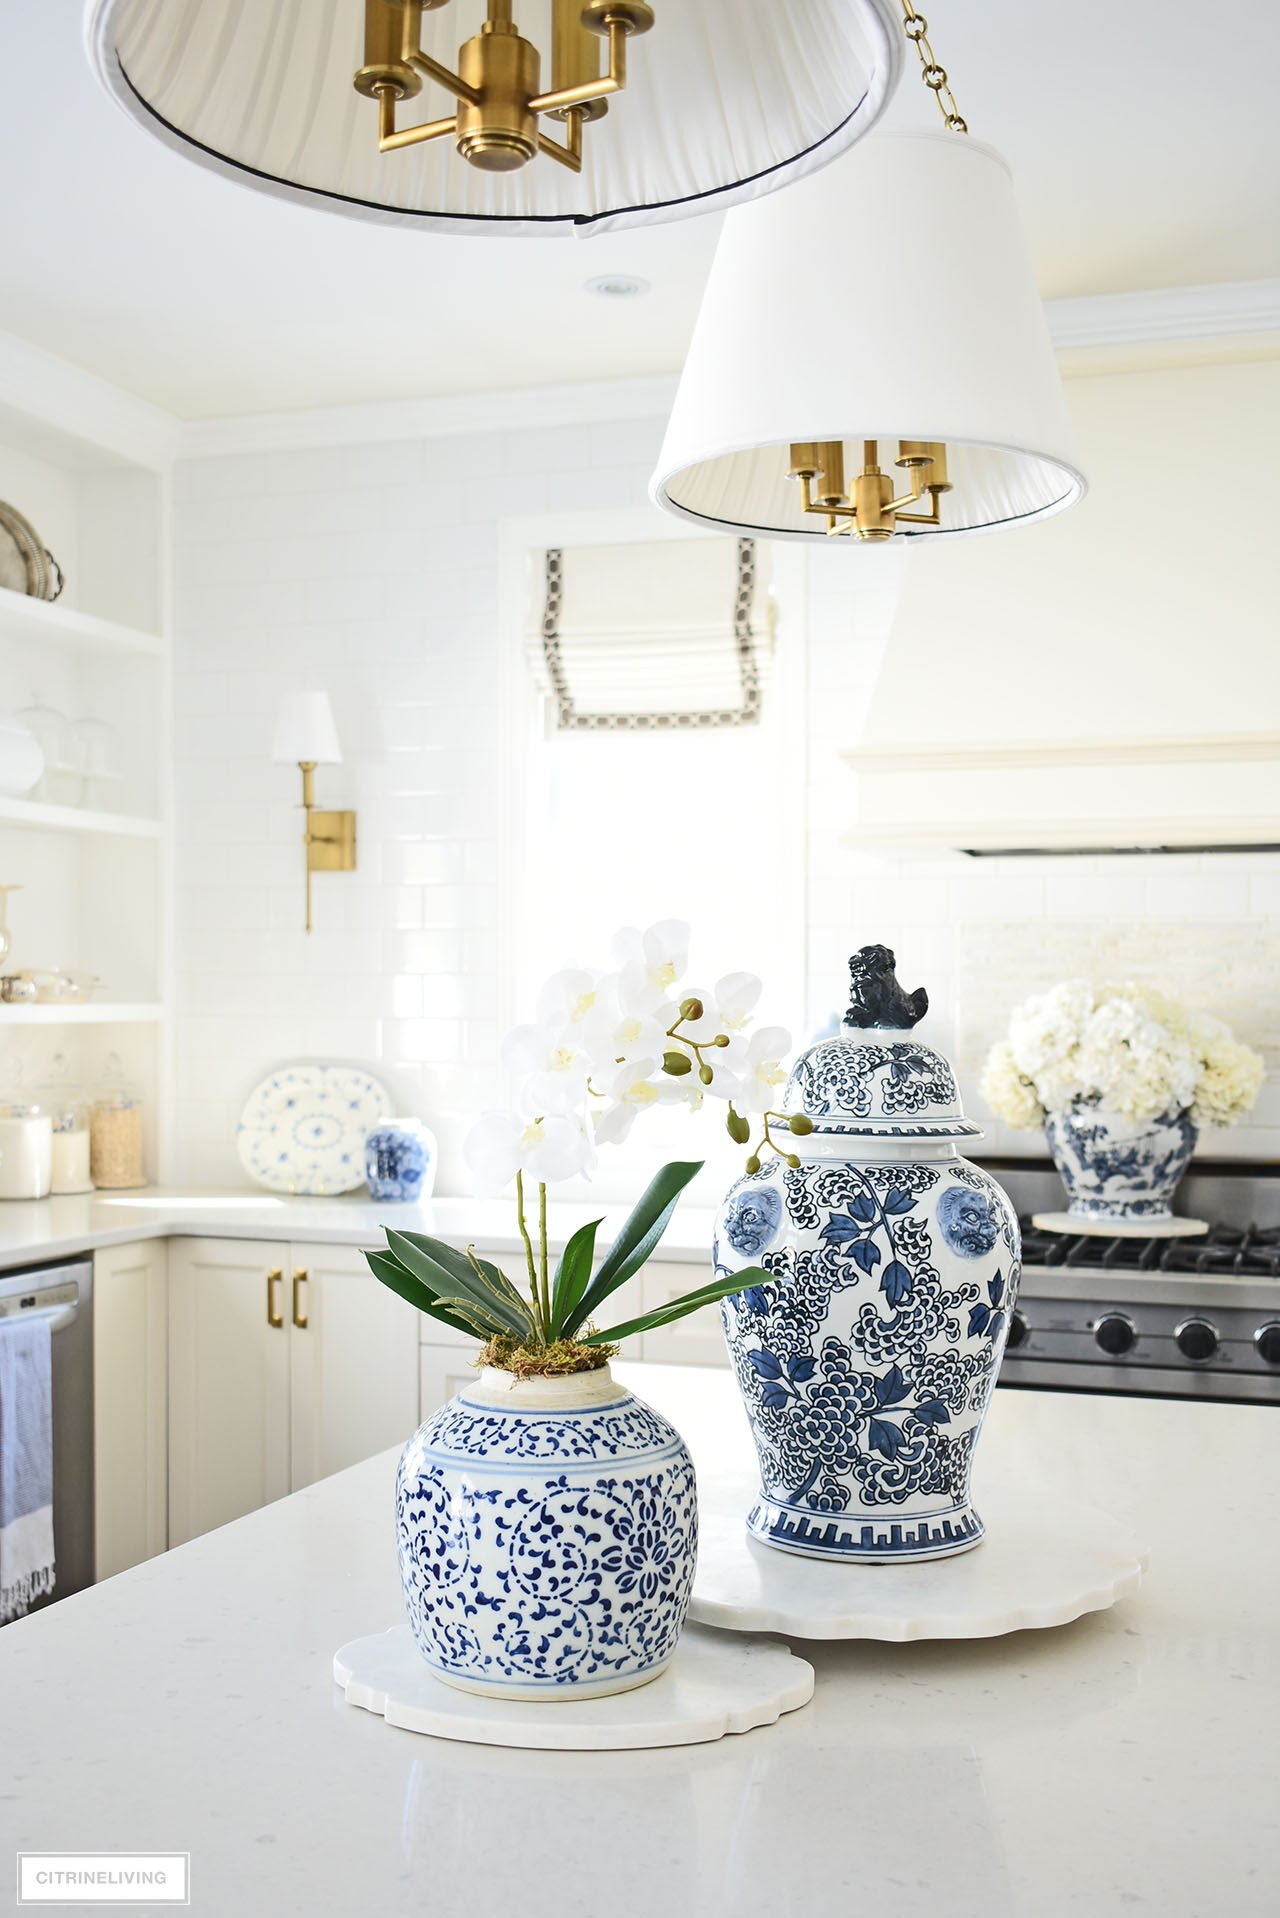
[1018,1219,1280,1278]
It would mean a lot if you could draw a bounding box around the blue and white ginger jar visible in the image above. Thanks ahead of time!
[1044,1100,1196,1225]
[397,1364,697,1700]
[715,955,1020,1564]
[365,1118,437,1202]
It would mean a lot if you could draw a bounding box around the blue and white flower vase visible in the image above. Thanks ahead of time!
[715,947,1020,1565]
[1044,1101,1196,1226]
[365,1119,437,1203]
[397,1364,698,1700]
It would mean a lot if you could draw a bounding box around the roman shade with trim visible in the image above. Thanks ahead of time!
[528,537,772,728]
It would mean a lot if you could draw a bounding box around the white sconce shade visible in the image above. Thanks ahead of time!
[85,0,904,236]
[272,691,343,766]
[651,132,1086,541]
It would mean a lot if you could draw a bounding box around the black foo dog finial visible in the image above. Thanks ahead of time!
[844,945,929,1031]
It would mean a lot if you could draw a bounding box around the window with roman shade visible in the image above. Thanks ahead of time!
[528,536,772,730]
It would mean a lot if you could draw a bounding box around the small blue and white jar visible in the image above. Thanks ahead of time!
[397,1364,697,1701]
[715,949,1020,1566]
[365,1119,436,1203]
[1044,1100,1197,1225]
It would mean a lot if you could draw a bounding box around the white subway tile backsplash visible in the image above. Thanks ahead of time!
[173,420,1280,1184]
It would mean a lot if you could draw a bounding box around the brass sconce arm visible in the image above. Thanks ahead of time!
[296,761,357,935]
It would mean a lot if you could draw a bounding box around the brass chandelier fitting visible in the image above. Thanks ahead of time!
[789,438,951,543]
[354,0,656,176]
[785,1,963,543]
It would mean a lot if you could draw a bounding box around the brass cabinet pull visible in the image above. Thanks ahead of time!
[266,1267,284,1329]
[292,1268,309,1330]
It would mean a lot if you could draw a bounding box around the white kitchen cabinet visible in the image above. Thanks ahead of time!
[93,1238,169,1580]
[288,1244,421,1491]
[168,1237,421,1545]
[637,1259,730,1369]
[168,1238,291,1547]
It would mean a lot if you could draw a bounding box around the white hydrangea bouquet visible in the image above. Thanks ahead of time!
[366,920,811,1374]
[981,981,1263,1131]
[981,980,1264,1227]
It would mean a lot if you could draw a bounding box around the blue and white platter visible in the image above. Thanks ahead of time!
[237,1064,393,1196]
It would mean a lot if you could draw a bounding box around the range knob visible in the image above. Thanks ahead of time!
[1175,1316,1219,1362]
[1254,1321,1280,1366]
[1006,1309,1029,1349]
[1093,1312,1137,1357]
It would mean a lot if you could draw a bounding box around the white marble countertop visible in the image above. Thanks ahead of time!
[0,1187,719,1272]
[1,1367,1275,1917]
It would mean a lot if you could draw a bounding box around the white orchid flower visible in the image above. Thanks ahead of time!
[502,1021,590,1116]
[536,968,600,1032]
[592,1059,663,1146]
[711,971,762,1032]
[613,920,690,1000]
[731,1025,793,1114]
[582,974,669,1073]
[465,1109,594,1193]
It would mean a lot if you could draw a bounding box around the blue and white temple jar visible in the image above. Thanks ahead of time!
[1044,1100,1196,1225]
[715,949,1020,1565]
[397,1364,697,1700]
[365,1119,437,1202]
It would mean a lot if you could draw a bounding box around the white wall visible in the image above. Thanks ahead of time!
[170,418,660,1188]
[170,352,1280,1189]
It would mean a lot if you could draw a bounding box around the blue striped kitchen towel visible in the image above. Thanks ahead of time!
[0,1313,55,1623]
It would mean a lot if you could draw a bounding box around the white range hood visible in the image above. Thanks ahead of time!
[842,732,1280,857]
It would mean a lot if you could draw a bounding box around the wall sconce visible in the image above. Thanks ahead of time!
[271,691,357,933]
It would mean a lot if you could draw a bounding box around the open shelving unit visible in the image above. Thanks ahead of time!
[0,1002,165,1026]
[0,332,176,1181]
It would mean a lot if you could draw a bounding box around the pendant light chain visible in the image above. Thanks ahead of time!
[898,1,968,134]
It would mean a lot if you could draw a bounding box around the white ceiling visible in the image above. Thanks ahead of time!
[2,1,1277,420]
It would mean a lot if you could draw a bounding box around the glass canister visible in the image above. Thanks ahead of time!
[0,1096,53,1200]
[90,1054,146,1190]
[41,1057,93,1195]
[365,1119,437,1203]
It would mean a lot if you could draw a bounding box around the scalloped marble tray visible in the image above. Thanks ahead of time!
[1032,1211,1208,1239]
[689,1472,1147,1641]
[333,1623,814,1750]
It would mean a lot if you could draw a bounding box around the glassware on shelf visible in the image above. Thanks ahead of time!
[90,1052,146,1189]
[0,969,103,1005]
[0,720,44,797]
[13,695,81,807]
[0,885,19,968]
[71,714,122,813]
[40,1053,93,1194]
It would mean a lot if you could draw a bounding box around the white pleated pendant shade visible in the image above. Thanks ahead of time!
[85,0,904,236]
[651,132,1086,540]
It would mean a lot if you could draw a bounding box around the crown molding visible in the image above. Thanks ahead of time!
[0,325,179,472]
[169,281,1280,460]
[1046,278,1280,350]
[177,372,679,462]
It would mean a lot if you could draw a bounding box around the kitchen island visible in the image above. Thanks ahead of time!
[1,1369,1273,1917]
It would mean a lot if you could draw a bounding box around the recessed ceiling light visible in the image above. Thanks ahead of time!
[585,275,651,299]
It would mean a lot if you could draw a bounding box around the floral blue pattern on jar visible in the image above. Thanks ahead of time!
[365,1119,437,1202]
[1045,1100,1197,1223]
[397,1366,697,1701]
[716,953,1020,1566]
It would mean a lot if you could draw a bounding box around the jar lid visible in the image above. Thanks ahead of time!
[783,945,981,1141]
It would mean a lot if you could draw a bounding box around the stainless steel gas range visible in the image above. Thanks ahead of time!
[986,1160,1280,1406]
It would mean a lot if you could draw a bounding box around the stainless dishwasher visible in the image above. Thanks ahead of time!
[0,1258,94,1609]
